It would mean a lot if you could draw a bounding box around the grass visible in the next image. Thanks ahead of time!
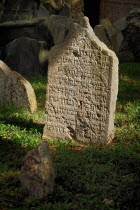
[0,63,140,209]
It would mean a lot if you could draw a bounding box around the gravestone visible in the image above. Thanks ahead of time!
[21,141,55,198]
[48,15,78,45]
[1,0,40,22]
[121,9,140,62]
[94,18,118,53]
[0,60,37,113]
[3,37,49,77]
[43,17,118,145]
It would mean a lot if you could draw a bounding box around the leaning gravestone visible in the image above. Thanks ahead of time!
[43,17,118,145]
[0,60,37,113]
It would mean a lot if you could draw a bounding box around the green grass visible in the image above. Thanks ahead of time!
[0,63,140,209]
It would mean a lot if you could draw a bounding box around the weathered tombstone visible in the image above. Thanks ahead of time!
[121,9,140,62]
[48,15,77,45]
[114,9,140,62]
[3,37,49,77]
[43,17,119,145]
[21,141,55,198]
[94,18,118,53]
[0,60,37,113]
[113,17,127,52]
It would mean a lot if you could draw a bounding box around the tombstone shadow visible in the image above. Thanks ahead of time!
[0,105,44,134]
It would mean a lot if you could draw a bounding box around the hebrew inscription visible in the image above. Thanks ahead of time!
[43,17,118,145]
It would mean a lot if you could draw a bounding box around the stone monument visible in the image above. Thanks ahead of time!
[43,17,118,145]
[0,60,37,113]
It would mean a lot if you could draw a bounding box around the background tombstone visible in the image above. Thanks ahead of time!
[0,60,37,113]
[3,37,49,77]
[94,18,118,53]
[43,17,118,145]
[1,0,40,22]
[121,9,140,62]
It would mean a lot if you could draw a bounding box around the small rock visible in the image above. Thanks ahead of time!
[21,141,55,198]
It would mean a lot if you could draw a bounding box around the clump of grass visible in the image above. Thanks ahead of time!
[0,63,140,209]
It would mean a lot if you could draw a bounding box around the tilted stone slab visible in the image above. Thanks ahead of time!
[43,17,119,145]
[0,61,37,113]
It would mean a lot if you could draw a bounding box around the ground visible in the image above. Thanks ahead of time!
[0,62,140,209]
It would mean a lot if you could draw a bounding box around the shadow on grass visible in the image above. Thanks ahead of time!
[117,79,140,104]
[120,63,140,81]
[118,63,140,105]
[0,106,44,134]
[0,116,44,133]
[0,135,30,170]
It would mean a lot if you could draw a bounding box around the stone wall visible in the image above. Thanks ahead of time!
[100,0,140,23]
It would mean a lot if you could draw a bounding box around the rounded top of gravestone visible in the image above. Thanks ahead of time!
[0,60,37,113]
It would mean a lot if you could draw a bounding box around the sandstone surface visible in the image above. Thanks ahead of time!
[43,17,118,145]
